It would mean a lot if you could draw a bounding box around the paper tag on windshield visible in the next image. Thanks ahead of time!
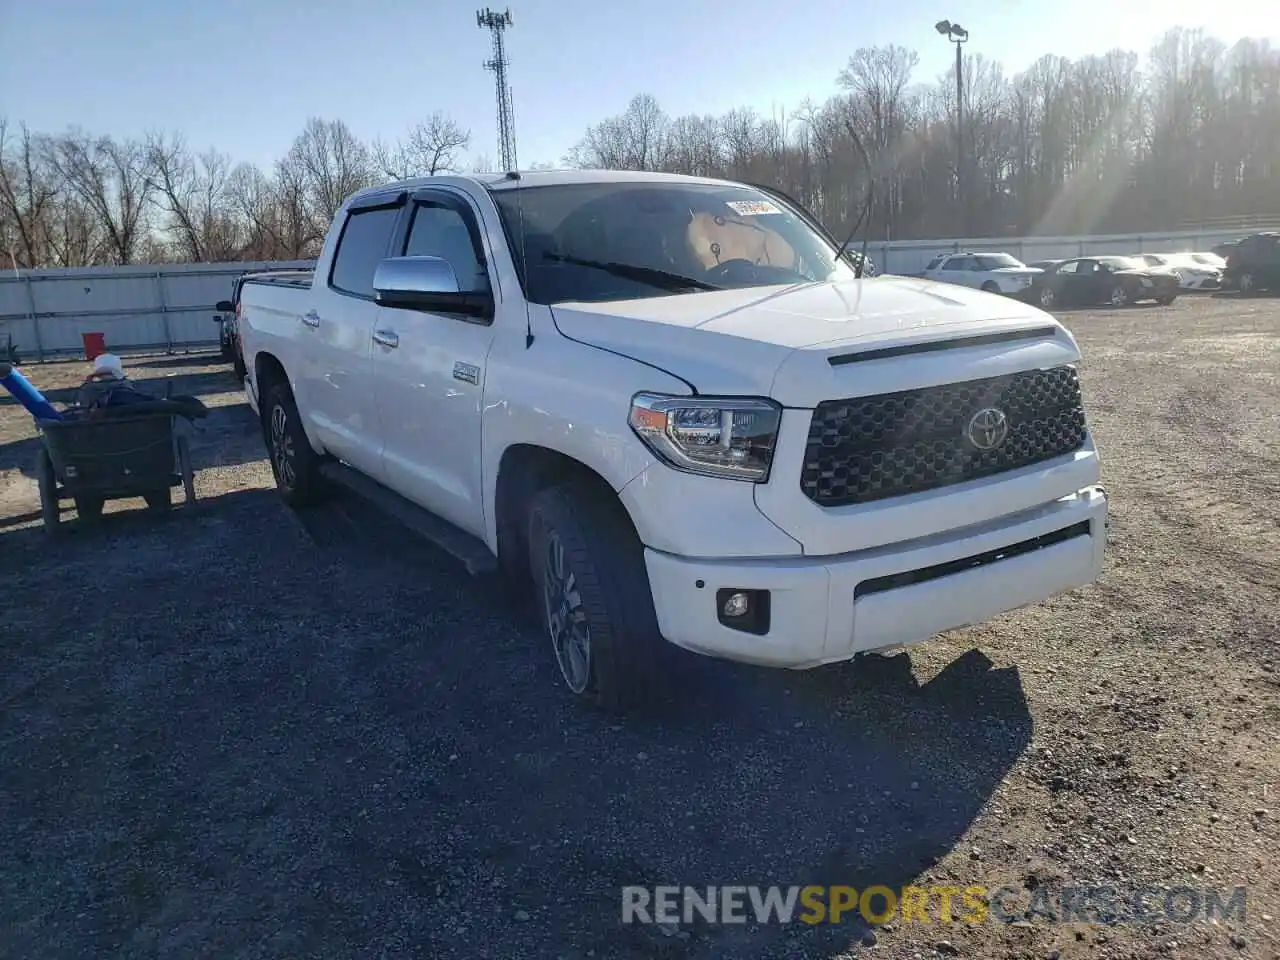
[726,199,782,217]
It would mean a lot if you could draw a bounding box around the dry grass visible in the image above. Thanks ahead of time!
[0,296,1276,959]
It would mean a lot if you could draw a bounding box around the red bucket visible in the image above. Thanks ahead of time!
[82,332,106,360]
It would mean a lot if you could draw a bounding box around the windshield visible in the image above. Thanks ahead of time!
[487,181,858,304]
[974,253,1025,270]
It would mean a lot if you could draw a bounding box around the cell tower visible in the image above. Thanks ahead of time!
[476,7,517,173]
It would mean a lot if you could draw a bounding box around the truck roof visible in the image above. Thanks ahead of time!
[344,169,757,208]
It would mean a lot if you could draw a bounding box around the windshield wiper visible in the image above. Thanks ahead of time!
[542,253,721,292]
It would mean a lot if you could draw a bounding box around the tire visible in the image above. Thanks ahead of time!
[232,346,247,382]
[526,483,667,713]
[144,488,172,511]
[1239,272,1256,294]
[1109,284,1129,307]
[36,448,60,532]
[75,496,104,522]
[1157,294,1177,306]
[177,435,197,505]
[1038,286,1055,308]
[981,281,1000,294]
[262,380,326,507]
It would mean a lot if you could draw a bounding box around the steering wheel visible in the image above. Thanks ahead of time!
[705,258,766,283]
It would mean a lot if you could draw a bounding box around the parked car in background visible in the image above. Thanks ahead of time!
[1135,253,1222,291]
[1030,256,1180,308]
[1188,251,1227,271]
[1221,232,1280,293]
[921,251,1042,298]
[1212,238,1243,260]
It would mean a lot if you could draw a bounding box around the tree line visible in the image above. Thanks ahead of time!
[4,26,1279,270]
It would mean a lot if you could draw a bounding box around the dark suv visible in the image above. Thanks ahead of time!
[214,275,250,380]
[1222,232,1280,293]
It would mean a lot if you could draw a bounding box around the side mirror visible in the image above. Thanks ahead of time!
[215,300,235,313]
[373,256,493,319]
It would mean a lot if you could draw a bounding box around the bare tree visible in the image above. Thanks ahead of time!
[8,25,1280,269]
[45,130,154,264]
[144,133,240,261]
[373,113,471,179]
[0,119,61,267]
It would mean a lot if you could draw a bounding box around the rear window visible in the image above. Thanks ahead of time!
[329,206,400,298]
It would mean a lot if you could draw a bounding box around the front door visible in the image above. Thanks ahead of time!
[371,190,497,538]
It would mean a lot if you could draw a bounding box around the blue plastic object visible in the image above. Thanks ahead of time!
[0,361,62,421]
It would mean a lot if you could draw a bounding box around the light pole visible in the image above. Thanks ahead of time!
[935,19,969,237]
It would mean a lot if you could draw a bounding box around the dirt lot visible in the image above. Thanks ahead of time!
[1,295,1277,960]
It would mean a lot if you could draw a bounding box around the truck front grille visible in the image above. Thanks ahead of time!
[800,365,1088,507]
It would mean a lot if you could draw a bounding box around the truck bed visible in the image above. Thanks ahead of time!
[242,269,315,290]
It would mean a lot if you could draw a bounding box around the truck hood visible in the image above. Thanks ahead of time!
[549,276,1079,406]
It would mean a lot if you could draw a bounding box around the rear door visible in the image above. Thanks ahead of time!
[300,197,404,479]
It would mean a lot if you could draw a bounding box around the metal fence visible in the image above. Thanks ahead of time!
[0,260,315,362]
[0,224,1264,362]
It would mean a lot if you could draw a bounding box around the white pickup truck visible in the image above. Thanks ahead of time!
[238,170,1107,712]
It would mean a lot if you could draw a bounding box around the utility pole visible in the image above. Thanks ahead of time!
[935,19,969,238]
[477,8,518,173]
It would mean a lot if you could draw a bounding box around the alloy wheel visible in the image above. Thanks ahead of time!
[541,530,591,694]
[269,403,296,488]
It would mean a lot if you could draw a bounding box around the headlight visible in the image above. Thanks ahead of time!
[628,393,782,482]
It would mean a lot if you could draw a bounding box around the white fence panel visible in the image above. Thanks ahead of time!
[0,260,313,360]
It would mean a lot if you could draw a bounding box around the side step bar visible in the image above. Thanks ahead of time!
[318,461,498,576]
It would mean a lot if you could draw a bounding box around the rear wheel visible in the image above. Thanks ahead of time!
[1239,272,1256,293]
[981,281,1000,294]
[1109,284,1129,307]
[526,483,668,712]
[263,380,326,506]
[1157,294,1177,306]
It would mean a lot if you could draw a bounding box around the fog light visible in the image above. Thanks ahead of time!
[722,592,750,618]
[715,587,771,636]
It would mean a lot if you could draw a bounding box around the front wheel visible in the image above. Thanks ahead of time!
[981,281,1000,294]
[1038,286,1056,308]
[1239,272,1256,294]
[526,483,667,712]
[1157,294,1177,306]
[1109,284,1129,307]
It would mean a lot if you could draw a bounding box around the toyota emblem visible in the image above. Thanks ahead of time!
[966,407,1009,451]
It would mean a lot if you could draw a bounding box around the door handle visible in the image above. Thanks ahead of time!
[301,310,320,328]
[372,329,399,348]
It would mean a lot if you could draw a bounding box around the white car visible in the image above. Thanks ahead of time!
[237,170,1107,713]
[921,251,1042,298]
[1137,253,1222,291]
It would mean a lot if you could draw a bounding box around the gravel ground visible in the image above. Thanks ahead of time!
[0,296,1277,960]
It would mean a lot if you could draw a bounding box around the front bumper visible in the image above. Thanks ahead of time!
[644,485,1107,668]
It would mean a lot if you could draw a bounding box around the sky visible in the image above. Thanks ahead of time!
[1,0,1275,173]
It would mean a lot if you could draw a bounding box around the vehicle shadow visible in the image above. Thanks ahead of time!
[0,487,1032,959]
